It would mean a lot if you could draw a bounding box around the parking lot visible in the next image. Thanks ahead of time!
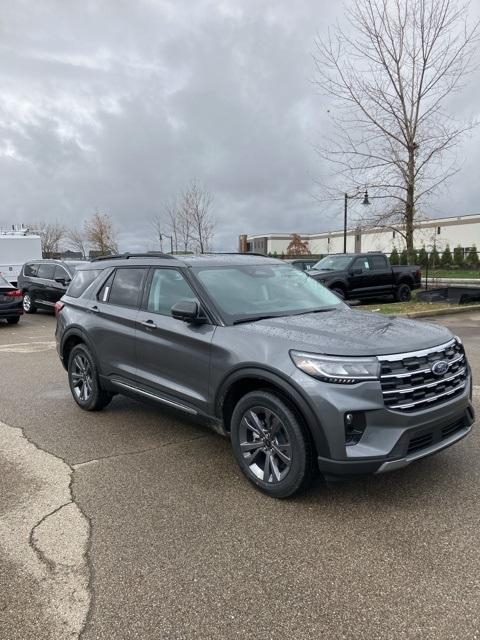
[1,311,479,640]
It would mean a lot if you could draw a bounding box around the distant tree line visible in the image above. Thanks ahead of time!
[389,245,479,269]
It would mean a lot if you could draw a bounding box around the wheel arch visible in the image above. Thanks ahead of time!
[216,367,330,458]
[60,327,101,372]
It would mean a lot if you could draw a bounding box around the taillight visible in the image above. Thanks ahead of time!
[54,301,65,317]
[6,289,22,297]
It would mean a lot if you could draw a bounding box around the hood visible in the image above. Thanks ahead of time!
[309,269,343,278]
[236,308,454,356]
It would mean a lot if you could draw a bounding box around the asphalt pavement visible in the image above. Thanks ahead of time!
[1,310,479,640]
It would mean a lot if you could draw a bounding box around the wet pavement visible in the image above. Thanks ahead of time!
[1,310,479,639]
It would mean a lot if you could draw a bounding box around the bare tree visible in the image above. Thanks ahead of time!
[84,212,118,256]
[180,182,215,253]
[314,0,479,260]
[151,214,165,251]
[66,226,89,259]
[30,221,66,257]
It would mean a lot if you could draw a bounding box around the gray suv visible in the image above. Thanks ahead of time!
[55,253,475,498]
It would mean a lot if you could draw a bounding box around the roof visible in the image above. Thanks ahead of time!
[86,252,281,269]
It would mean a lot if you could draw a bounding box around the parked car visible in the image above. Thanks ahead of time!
[55,253,474,498]
[308,252,421,301]
[18,259,87,314]
[0,274,23,324]
[284,258,319,272]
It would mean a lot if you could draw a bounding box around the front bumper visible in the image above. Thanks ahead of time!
[290,366,475,479]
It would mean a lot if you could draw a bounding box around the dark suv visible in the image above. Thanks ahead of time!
[18,259,87,314]
[55,253,475,498]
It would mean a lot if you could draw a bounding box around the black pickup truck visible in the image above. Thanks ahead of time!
[308,252,421,301]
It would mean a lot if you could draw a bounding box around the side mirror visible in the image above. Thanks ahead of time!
[55,277,70,286]
[351,268,363,275]
[171,300,205,324]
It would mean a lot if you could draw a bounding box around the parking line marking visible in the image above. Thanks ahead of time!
[0,341,56,353]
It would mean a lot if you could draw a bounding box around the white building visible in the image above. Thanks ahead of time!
[241,214,480,256]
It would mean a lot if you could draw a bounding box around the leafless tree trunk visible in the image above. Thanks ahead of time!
[314,0,479,261]
[66,227,89,259]
[180,182,215,253]
[30,221,66,257]
[84,212,118,256]
[151,215,164,251]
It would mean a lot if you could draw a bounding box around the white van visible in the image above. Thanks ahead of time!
[0,233,42,284]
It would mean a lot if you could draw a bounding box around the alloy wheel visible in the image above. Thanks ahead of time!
[238,406,292,483]
[70,353,94,402]
[23,294,31,312]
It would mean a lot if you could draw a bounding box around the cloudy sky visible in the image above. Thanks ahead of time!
[1,0,479,251]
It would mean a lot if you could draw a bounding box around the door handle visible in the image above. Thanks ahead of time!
[90,305,99,313]
[142,319,157,329]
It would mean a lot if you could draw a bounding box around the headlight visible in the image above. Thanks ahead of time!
[290,351,380,384]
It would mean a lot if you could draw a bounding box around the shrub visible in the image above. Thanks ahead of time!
[440,245,453,268]
[389,247,399,265]
[453,245,464,268]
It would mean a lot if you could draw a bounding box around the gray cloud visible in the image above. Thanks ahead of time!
[0,0,479,251]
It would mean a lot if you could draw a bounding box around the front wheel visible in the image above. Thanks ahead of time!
[230,391,315,498]
[23,293,37,314]
[68,344,113,411]
[395,283,412,302]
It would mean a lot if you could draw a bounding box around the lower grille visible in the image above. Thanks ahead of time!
[406,419,466,455]
[379,339,468,412]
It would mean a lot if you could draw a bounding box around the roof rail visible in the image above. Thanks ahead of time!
[201,252,270,258]
[91,252,176,262]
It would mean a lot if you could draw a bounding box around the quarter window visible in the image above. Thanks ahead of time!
[68,269,103,298]
[147,269,199,317]
[107,268,146,308]
[54,265,70,282]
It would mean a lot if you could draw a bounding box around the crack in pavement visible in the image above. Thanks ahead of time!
[72,434,210,468]
[0,421,91,640]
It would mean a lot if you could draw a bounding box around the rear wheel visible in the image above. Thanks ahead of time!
[23,293,37,314]
[7,317,20,324]
[68,344,113,411]
[230,390,315,498]
[395,282,412,302]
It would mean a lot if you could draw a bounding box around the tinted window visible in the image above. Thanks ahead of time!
[108,268,145,308]
[54,265,70,281]
[37,263,56,279]
[24,263,39,277]
[147,269,198,316]
[352,258,370,271]
[313,255,353,270]
[67,269,102,298]
[369,255,388,270]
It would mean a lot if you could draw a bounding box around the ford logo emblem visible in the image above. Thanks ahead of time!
[431,360,449,376]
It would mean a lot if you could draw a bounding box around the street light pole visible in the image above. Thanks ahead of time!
[343,188,371,253]
[159,233,174,254]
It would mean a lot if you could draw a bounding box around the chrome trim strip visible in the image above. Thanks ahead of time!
[377,338,457,362]
[376,425,472,473]
[111,380,198,415]
[387,381,467,410]
[380,353,464,379]
[382,367,467,395]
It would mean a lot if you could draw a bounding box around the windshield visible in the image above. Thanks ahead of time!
[194,264,344,323]
[313,255,353,270]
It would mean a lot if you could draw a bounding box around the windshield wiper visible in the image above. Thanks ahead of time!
[233,314,281,325]
[291,307,337,316]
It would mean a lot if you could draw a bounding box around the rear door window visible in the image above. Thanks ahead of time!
[368,255,389,270]
[107,268,146,308]
[37,263,56,280]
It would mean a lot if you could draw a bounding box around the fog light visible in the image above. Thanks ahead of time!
[344,412,366,446]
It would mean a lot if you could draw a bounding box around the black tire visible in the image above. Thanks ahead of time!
[395,282,412,302]
[331,287,345,300]
[22,293,37,314]
[7,317,20,324]
[67,343,113,411]
[230,390,315,498]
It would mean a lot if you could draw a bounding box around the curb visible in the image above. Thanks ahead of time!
[400,304,480,319]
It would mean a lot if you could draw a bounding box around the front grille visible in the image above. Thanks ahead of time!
[406,419,466,455]
[379,339,468,412]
